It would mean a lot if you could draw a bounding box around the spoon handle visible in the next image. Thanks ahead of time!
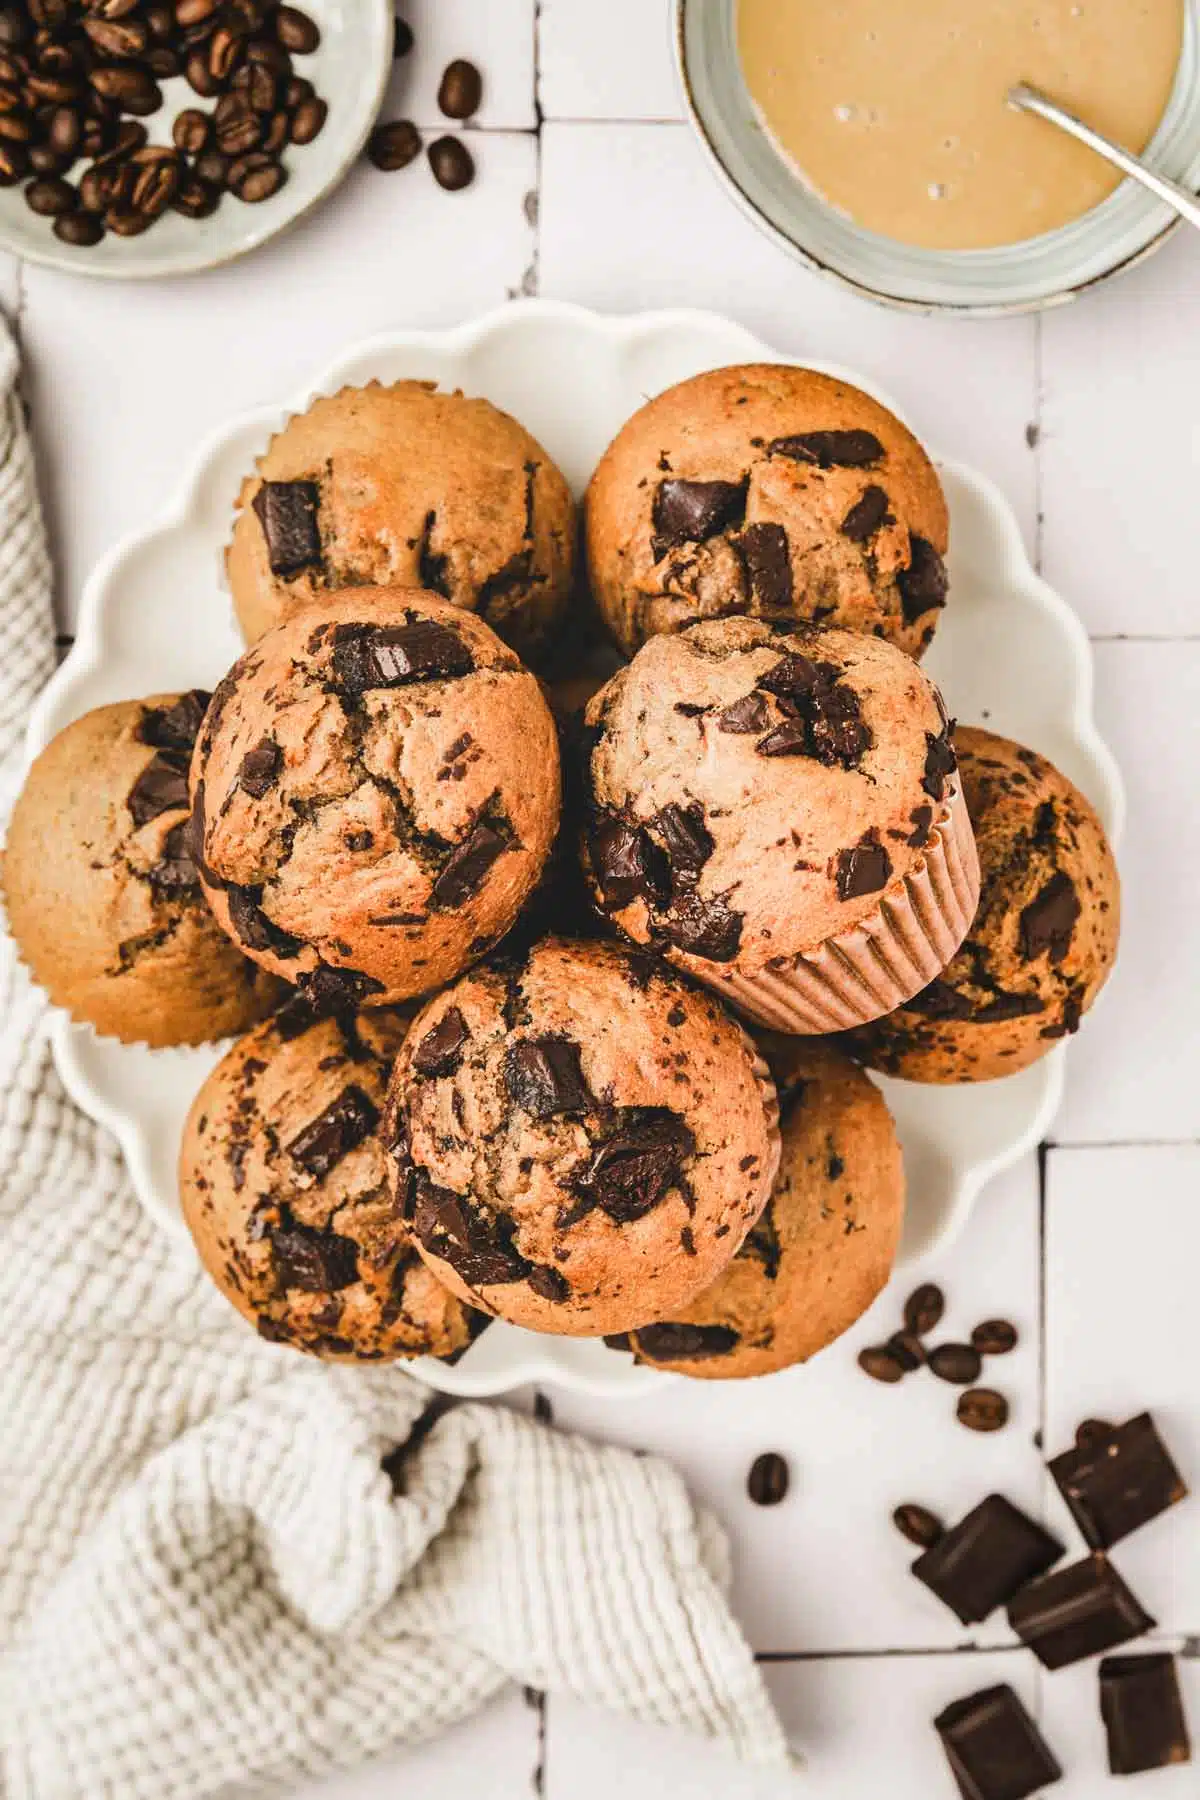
[1009,81,1200,235]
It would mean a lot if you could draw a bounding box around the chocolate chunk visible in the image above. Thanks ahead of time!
[270,1220,359,1292]
[747,1452,789,1506]
[658,890,743,961]
[836,837,892,901]
[922,724,957,801]
[1007,1553,1155,1669]
[589,813,671,910]
[739,521,793,609]
[906,977,974,1021]
[898,535,949,623]
[913,1494,1064,1625]
[656,801,714,887]
[840,485,894,543]
[717,692,771,734]
[1019,871,1081,965]
[1048,1412,1187,1551]
[286,1085,379,1179]
[858,1345,907,1384]
[958,1388,1010,1432]
[904,1282,945,1335]
[604,1333,633,1352]
[768,429,883,469]
[252,479,322,578]
[137,689,210,755]
[742,1203,782,1280]
[929,1342,983,1385]
[127,753,190,827]
[412,1178,530,1287]
[503,1036,594,1119]
[755,653,871,768]
[906,804,934,848]
[570,1109,695,1223]
[893,1503,944,1549]
[227,886,304,958]
[935,1685,1062,1800]
[147,820,200,894]
[412,1006,469,1078]
[527,1265,570,1304]
[651,476,748,554]
[331,618,474,694]
[432,820,510,908]
[238,737,281,798]
[1100,1653,1192,1776]
[634,1321,739,1361]
[303,964,386,1009]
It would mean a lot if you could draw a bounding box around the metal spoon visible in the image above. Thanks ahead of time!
[1009,81,1200,233]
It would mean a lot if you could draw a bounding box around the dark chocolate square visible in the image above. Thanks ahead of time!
[913,1495,1064,1626]
[1099,1653,1191,1775]
[1048,1412,1187,1550]
[1006,1554,1155,1670]
[935,1684,1062,1800]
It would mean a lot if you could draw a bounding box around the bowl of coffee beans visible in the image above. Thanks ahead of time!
[0,0,393,277]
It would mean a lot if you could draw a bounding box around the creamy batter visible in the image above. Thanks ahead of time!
[737,0,1183,250]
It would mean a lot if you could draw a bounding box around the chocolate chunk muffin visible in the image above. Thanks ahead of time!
[844,728,1120,1081]
[613,1042,904,1379]
[180,1000,485,1360]
[579,618,980,1033]
[382,936,781,1337]
[586,363,949,660]
[226,380,576,662]
[3,695,281,1046]
[189,589,561,1008]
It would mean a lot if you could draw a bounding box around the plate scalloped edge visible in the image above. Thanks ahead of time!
[30,298,1125,1398]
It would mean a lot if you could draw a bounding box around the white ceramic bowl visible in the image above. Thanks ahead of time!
[27,299,1124,1396]
[0,0,393,280]
[677,0,1200,314]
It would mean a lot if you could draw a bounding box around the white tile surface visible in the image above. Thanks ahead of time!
[1055,642,1200,1144]
[386,0,537,131]
[1044,1144,1200,1636]
[539,0,684,121]
[276,1687,540,1800]
[1042,1644,1198,1798]
[546,1157,1042,1654]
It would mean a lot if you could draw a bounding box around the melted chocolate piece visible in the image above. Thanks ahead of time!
[741,1202,782,1281]
[432,819,511,908]
[922,724,958,801]
[1100,1654,1192,1776]
[934,1686,1062,1800]
[912,1495,1064,1626]
[739,521,793,609]
[634,1322,740,1360]
[137,689,210,755]
[656,801,714,887]
[412,1178,530,1286]
[412,1006,469,1078]
[302,964,386,1009]
[906,803,934,848]
[840,485,894,543]
[836,837,892,901]
[330,618,474,695]
[651,476,748,556]
[658,890,743,961]
[147,820,200,894]
[270,1219,360,1292]
[1048,1412,1187,1550]
[503,1036,594,1119]
[253,479,322,578]
[227,886,304,959]
[1019,871,1081,964]
[905,978,974,1021]
[589,813,671,910]
[238,737,282,798]
[527,1265,570,1304]
[286,1085,380,1179]
[754,653,871,768]
[767,429,884,469]
[1007,1554,1155,1669]
[127,753,190,827]
[717,692,771,735]
[570,1109,695,1223]
[898,535,949,623]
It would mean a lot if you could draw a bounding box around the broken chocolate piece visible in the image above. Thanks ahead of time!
[570,1109,695,1223]
[739,520,793,609]
[934,1685,1062,1800]
[651,476,748,555]
[754,653,871,768]
[238,737,282,798]
[330,618,474,694]
[633,1322,740,1360]
[253,479,322,578]
[656,801,714,887]
[286,1084,380,1179]
[227,886,304,959]
[836,837,892,901]
[270,1219,360,1292]
[767,429,884,469]
[912,1494,1064,1626]
[1100,1653,1192,1776]
[147,820,200,894]
[1047,1412,1187,1550]
[503,1036,594,1119]
[1006,1553,1155,1669]
[412,1006,469,1078]
[527,1265,570,1304]
[658,890,743,961]
[431,819,510,908]
[922,724,958,801]
[1019,871,1081,965]
[411,1177,530,1287]
[127,754,190,827]
[588,813,671,910]
[840,485,894,543]
[717,692,771,735]
[898,535,949,623]
[137,689,210,755]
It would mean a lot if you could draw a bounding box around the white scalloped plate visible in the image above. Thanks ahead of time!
[27,299,1123,1398]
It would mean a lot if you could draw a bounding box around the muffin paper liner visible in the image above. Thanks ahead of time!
[745,1038,783,1197]
[684,779,981,1035]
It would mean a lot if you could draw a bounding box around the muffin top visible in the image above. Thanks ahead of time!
[3,694,281,1046]
[585,363,949,659]
[226,380,576,660]
[580,618,959,978]
[846,727,1120,1081]
[615,1041,904,1379]
[383,936,781,1337]
[180,1000,484,1361]
[190,588,561,1007]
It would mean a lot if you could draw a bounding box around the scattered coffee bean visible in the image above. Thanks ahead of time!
[747,1452,789,1506]
[858,1345,907,1385]
[171,172,219,218]
[971,1319,1019,1356]
[23,172,72,214]
[929,1343,984,1386]
[274,5,319,54]
[887,1330,926,1372]
[367,117,420,171]
[958,1388,1009,1433]
[893,1503,944,1549]
[288,93,325,145]
[53,206,101,244]
[428,133,474,191]
[228,149,284,202]
[437,57,481,120]
[1076,1417,1114,1450]
[393,15,413,58]
[903,1282,945,1336]
[173,108,211,156]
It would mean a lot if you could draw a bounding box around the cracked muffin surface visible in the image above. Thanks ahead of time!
[611,1041,904,1379]
[189,588,561,1008]
[585,363,949,660]
[226,380,576,662]
[382,936,781,1336]
[843,727,1120,1081]
[3,694,282,1045]
[180,998,486,1361]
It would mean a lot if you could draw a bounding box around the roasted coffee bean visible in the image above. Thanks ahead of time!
[129,146,179,216]
[145,5,174,43]
[89,66,161,116]
[0,140,28,182]
[0,53,21,86]
[105,204,152,235]
[366,117,420,171]
[887,1330,926,1372]
[81,15,149,58]
[94,119,147,164]
[285,74,313,108]
[234,59,278,113]
[173,107,211,154]
[28,144,66,174]
[0,87,26,120]
[437,57,482,120]
[747,1452,789,1507]
[78,162,114,211]
[259,108,288,154]
[24,173,73,214]
[0,7,27,48]
[245,37,292,77]
[929,1343,984,1386]
[858,1345,906,1385]
[393,15,413,57]
[46,103,80,158]
[893,1503,944,1549]
[171,172,219,217]
[176,0,221,25]
[25,72,83,108]
[214,91,262,154]
[208,25,246,82]
[958,1388,1009,1433]
[971,1319,1019,1356]
[903,1282,945,1336]
[428,133,474,191]
[0,110,31,143]
[194,146,229,186]
[184,49,222,96]
[145,46,180,76]
[274,6,319,53]
[228,149,284,201]
[289,93,326,144]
